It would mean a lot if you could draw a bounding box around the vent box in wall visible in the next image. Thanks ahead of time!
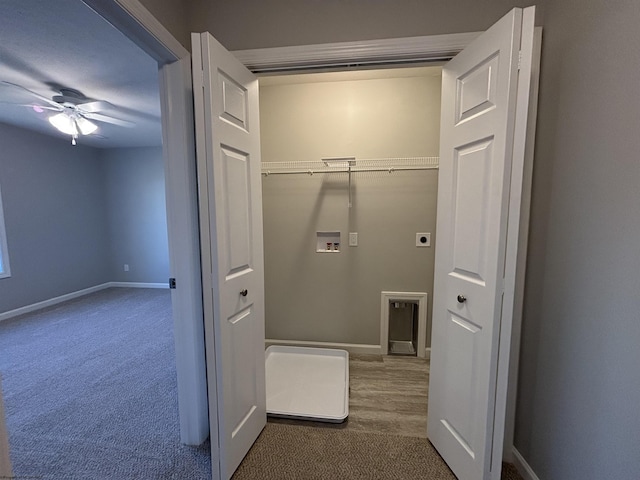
[316,231,341,253]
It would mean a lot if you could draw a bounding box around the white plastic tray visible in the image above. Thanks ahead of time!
[265,345,349,423]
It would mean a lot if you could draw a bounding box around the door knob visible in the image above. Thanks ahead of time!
[457,294,466,304]
[240,289,248,297]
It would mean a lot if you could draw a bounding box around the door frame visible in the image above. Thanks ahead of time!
[83,0,209,445]
[231,28,539,463]
[86,0,538,468]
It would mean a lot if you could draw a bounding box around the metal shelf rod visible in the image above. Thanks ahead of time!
[262,165,439,176]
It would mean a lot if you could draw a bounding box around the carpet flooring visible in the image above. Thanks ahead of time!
[1,288,523,479]
[233,422,524,480]
[234,422,454,480]
[0,288,211,479]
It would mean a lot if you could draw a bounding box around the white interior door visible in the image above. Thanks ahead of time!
[428,7,535,480]
[192,33,266,480]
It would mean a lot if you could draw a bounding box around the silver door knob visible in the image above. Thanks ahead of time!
[457,294,466,303]
[240,289,248,297]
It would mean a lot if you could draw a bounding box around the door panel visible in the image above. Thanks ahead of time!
[192,32,266,480]
[219,73,249,129]
[438,311,481,457]
[452,138,494,282]
[456,55,499,123]
[428,7,534,480]
[220,147,252,276]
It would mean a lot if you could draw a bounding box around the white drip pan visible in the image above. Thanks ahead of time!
[265,345,349,423]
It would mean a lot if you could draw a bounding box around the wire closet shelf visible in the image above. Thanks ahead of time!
[261,156,439,176]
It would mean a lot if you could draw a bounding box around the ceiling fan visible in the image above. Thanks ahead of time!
[0,81,135,145]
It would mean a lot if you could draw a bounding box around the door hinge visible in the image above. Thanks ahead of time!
[517,50,522,71]
[169,278,177,289]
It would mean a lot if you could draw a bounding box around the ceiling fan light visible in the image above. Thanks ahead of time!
[49,112,75,135]
[76,117,98,135]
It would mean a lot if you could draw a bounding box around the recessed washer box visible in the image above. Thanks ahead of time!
[316,231,341,252]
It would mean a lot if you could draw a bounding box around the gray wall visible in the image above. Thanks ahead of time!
[260,73,440,346]
[0,124,169,314]
[514,0,640,478]
[139,0,543,52]
[181,0,640,478]
[139,0,190,50]
[0,122,111,312]
[187,0,541,51]
[102,147,169,283]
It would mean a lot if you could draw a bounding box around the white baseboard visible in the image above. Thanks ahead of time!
[0,282,111,322]
[265,339,381,355]
[109,282,169,289]
[512,447,541,480]
[265,340,432,358]
[0,281,170,322]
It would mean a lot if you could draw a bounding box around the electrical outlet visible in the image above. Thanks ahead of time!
[349,232,358,247]
[416,233,431,247]
[124,264,129,272]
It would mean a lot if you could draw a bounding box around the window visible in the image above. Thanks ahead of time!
[0,184,10,279]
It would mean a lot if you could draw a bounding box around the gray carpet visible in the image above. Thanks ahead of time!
[233,422,455,479]
[234,422,524,480]
[1,288,523,480]
[0,288,211,479]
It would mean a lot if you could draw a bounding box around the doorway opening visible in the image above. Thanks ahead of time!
[193,8,539,477]
[0,0,209,477]
[256,64,442,438]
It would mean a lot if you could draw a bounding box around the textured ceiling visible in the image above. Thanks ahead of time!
[0,0,161,148]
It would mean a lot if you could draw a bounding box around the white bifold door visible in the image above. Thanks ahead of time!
[191,6,537,480]
[192,33,266,480]
[428,7,536,480]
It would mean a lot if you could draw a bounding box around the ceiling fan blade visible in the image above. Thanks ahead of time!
[83,112,135,128]
[0,102,56,110]
[0,102,61,115]
[0,81,63,110]
[76,100,113,113]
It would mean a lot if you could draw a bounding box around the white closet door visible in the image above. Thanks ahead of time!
[192,32,266,480]
[428,7,535,480]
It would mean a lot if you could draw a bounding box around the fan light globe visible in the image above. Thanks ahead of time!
[49,113,76,135]
[49,113,98,138]
[76,117,98,135]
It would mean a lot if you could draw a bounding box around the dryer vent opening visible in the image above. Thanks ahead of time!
[380,291,428,358]
[388,301,419,356]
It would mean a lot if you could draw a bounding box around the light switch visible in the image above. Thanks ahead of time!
[349,232,358,247]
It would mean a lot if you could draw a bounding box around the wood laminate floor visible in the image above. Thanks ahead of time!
[266,353,524,479]
[268,353,430,438]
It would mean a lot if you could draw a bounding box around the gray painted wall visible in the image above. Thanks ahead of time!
[139,0,190,50]
[0,124,169,314]
[181,0,640,478]
[260,74,440,347]
[0,122,111,312]
[514,0,640,478]
[187,0,542,51]
[102,147,169,284]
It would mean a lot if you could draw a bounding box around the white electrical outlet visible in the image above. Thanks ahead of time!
[349,232,358,247]
[416,233,431,247]
[124,264,129,272]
